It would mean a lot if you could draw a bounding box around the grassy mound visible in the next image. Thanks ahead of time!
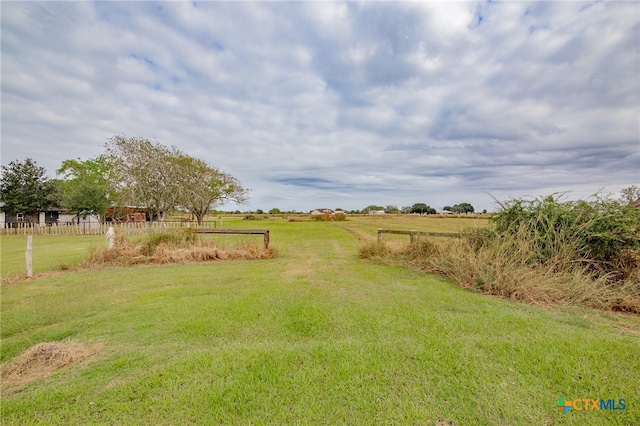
[1,342,104,393]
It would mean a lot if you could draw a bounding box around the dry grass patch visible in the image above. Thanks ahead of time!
[86,230,276,267]
[361,238,640,314]
[361,195,640,314]
[1,341,104,392]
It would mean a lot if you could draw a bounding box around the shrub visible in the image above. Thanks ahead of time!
[362,193,640,313]
[491,194,640,280]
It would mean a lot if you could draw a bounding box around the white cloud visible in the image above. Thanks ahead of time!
[1,1,638,213]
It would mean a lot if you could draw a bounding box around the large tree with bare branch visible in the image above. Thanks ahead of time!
[105,136,182,221]
[174,155,248,224]
[105,136,247,222]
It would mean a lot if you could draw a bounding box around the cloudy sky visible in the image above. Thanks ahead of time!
[2,1,638,212]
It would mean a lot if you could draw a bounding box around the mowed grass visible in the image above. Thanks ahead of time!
[1,235,106,278]
[1,218,639,425]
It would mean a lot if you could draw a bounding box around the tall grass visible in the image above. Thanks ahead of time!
[87,229,275,266]
[361,194,640,313]
[312,212,347,221]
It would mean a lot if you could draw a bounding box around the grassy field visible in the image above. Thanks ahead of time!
[1,217,639,425]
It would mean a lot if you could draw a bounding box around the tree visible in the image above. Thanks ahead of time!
[384,205,399,214]
[410,203,436,214]
[0,158,58,217]
[56,156,114,221]
[173,154,248,225]
[269,208,282,214]
[105,136,184,221]
[621,185,640,204]
[106,136,248,224]
[451,203,475,214]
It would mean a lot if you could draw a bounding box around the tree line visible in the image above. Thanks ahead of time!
[260,204,479,215]
[359,203,476,215]
[0,136,248,225]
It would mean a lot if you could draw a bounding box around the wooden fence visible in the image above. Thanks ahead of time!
[0,221,270,248]
[377,229,461,243]
[0,221,218,236]
[196,229,270,249]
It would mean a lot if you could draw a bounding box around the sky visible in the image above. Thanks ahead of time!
[1,1,639,213]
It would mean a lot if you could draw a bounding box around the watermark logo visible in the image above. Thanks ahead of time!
[555,397,626,414]
[555,397,572,414]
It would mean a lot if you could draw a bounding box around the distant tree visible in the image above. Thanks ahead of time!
[451,203,475,214]
[269,208,281,214]
[443,206,452,211]
[105,136,183,221]
[173,154,248,225]
[256,209,264,215]
[363,205,384,213]
[621,185,640,204]
[0,158,58,217]
[56,156,114,221]
[410,203,436,214]
[384,205,399,214]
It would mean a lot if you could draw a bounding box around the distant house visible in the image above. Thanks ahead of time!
[58,210,102,229]
[0,206,63,228]
[368,210,386,215]
[311,208,335,215]
[105,207,152,222]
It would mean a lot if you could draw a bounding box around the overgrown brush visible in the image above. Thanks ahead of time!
[139,228,198,256]
[491,193,640,280]
[361,194,640,313]
[312,213,347,221]
[87,230,276,267]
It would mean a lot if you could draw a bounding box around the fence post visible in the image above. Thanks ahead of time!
[410,230,416,244]
[264,230,270,249]
[378,228,382,243]
[26,235,33,277]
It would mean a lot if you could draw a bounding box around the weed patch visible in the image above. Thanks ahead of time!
[312,213,347,221]
[87,230,275,267]
[361,194,640,314]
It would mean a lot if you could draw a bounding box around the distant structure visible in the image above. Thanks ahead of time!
[311,208,335,215]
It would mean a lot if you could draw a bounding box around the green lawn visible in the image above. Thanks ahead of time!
[1,235,105,278]
[1,218,639,425]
